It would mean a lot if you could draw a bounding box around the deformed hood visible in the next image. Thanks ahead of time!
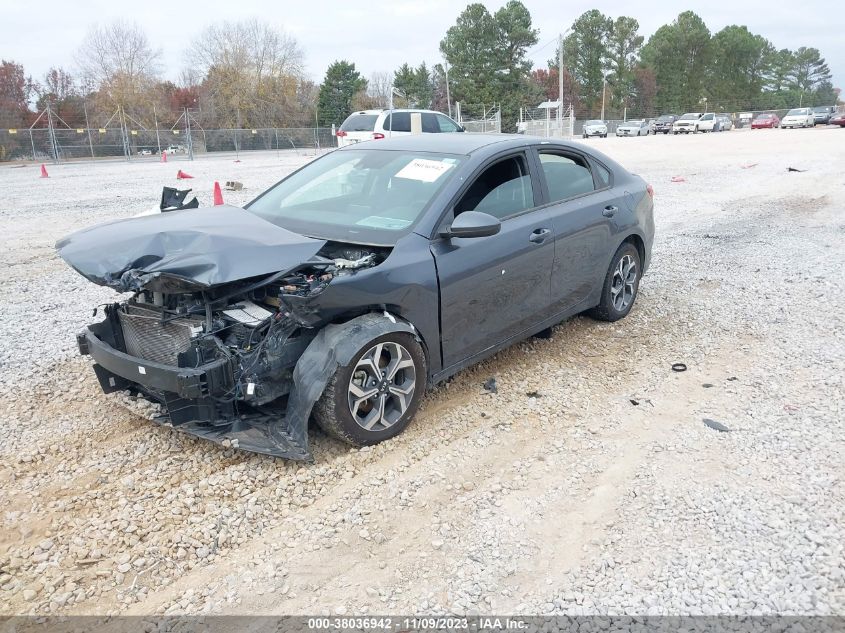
[56,205,326,293]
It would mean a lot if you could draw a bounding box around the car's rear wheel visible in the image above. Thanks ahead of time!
[313,332,426,446]
[587,242,642,322]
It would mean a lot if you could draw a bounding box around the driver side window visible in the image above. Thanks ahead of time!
[455,155,534,220]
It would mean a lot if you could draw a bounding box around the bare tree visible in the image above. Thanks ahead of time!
[187,19,305,127]
[76,20,162,113]
[367,71,392,107]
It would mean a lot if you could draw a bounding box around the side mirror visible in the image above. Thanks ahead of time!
[442,211,501,239]
[457,125,466,133]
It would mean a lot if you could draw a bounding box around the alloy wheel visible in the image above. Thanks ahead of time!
[347,341,416,431]
[610,254,638,312]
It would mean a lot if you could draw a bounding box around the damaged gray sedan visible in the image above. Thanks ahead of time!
[58,134,654,461]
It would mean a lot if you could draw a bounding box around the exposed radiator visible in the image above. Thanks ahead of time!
[117,304,203,366]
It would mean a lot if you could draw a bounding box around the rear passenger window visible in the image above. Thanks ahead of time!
[456,156,534,220]
[538,153,595,202]
[593,162,611,188]
[422,113,440,133]
[382,112,411,132]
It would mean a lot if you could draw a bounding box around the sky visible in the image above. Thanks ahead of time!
[2,0,842,91]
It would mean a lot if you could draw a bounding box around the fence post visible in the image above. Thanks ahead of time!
[153,105,162,155]
[83,101,95,159]
[29,129,36,162]
[46,102,60,164]
[185,107,194,161]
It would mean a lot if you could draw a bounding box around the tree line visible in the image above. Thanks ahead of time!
[1,6,839,140]
[318,4,838,130]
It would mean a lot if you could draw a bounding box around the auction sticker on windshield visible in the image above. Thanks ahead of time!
[395,158,455,183]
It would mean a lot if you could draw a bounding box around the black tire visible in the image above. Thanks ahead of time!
[587,242,642,322]
[313,331,427,446]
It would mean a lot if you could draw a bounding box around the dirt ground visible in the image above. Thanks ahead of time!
[1,128,843,617]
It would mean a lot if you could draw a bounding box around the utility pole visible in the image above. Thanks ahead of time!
[600,78,607,121]
[558,33,564,136]
[444,61,452,118]
[153,105,162,155]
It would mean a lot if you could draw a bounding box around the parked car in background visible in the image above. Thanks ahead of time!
[781,108,815,129]
[57,133,654,460]
[716,114,733,131]
[812,106,836,125]
[829,111,845,127]
[652,115,678,134]
[695,113,721,132]
[616,120,650,136]
[164,144,186,154]
[582,120,608,138]
[336,109,464,147]
[138,149,153,156]
[672,113,703,134]
[751,113,780,129]
[737,112,754,128]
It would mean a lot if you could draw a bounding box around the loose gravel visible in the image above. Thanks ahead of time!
[0,130,843,617]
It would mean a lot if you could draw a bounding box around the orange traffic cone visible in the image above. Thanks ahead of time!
[161,151,167,163]
[40,164,49,178]
[213,181,224,206]
[176,169,193,179]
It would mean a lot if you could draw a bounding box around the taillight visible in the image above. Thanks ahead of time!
[372,133,385,140]
[646,184,654,198]
[336,130,347,137]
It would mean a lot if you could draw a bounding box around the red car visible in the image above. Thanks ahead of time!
[751,113,780,129]
[830,112,845,127]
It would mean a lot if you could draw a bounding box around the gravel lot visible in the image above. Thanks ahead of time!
[0,129,843,618]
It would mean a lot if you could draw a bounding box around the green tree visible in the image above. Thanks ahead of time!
[393,62,433,108]
[606,17,643,112]
[440,1,537,130]
[708,26,772,110]
[317,60,366,126]
[561,10,612,116]
[641,11,711,113]
[789,47,832,95]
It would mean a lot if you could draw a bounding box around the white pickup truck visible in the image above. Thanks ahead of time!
[672,112,703,134]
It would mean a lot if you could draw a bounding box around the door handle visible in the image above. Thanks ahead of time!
[602,205,618,217]
[529,228,551,243]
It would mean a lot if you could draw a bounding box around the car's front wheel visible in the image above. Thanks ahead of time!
[313,332,427,446]
[587,242,642,322]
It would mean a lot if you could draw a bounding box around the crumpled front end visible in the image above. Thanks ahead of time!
[61,202,394,459]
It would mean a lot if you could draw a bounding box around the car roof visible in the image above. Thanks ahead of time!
[336,133,536,155]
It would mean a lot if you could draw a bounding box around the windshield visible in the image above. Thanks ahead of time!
[585,120,604,125]
[679,113,700,120]
[246,149,464,245]
[756,114,773,119]
[657,116,674,122]
[787,108,809,116]
[812,106,831,113]
[625,120,644,125]
[340,114,378,132]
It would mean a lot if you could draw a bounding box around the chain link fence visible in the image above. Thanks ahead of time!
[0,124,336,163]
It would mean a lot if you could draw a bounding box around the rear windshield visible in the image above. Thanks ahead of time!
[340,114,378,132]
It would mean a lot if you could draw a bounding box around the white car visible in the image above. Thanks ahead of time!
[672,113,703,134]
[615,120,650,136]
[781,108,815,129]
[336,109,464,147]
[695,112,722,132]
[582,119,608,138]
[716,114,733,131]
[164,144,186,154]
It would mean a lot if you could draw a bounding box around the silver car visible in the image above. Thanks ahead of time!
[583,119,608,138]
[616,120,651,137]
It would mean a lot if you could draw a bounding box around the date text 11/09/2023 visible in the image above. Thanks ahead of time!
[306,616,529,630]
